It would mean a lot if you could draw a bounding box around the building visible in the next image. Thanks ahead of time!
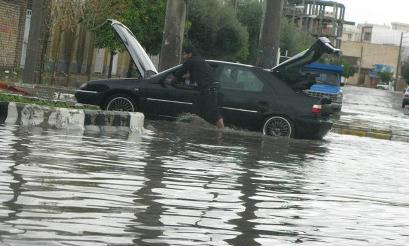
[342,40,400,86]
[359,23,402,45]
[285,0,354,48]
[342,24,360,42]
[0,0,27,69]
[340,22,409,90]
[0,0,134,85]
[391,22,409,32]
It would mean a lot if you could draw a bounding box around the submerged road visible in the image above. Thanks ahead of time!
[333,86,409,141]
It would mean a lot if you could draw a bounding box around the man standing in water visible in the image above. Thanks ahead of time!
[177,46,224,128]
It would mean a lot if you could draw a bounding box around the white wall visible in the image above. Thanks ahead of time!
[371,26,401,45]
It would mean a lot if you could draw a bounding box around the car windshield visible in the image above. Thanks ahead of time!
[314,72,340,86]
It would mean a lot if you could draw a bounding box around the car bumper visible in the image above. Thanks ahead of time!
[75,90,104,107]
[403,98,409,106]
[294,117,333,140]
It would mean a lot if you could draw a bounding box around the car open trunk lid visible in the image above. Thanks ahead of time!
[271,37,341,91]
[109,19,158,78]
[272,37,341,73]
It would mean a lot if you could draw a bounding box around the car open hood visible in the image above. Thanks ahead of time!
[109,19,158,78]
[272,37,341,73]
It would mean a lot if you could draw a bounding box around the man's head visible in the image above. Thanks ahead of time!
[182,46,198,61]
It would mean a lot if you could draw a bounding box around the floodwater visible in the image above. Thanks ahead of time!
[0,120,408,246]
[340,86,409,138]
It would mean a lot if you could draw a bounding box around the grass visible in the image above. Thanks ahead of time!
[0,92,99,110]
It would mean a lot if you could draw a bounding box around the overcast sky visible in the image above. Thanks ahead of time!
[336,0,409,26]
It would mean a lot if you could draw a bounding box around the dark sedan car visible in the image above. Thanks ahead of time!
[76,20,340,139]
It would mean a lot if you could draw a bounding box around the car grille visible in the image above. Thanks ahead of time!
[304,90,342,103]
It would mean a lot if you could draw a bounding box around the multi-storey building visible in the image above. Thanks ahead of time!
[341,22,409,90]
[284,0,354,48]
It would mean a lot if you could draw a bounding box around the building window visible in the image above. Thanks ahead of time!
[363,32,371,41]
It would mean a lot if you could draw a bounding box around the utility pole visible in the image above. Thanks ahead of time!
[357,26,364,85]
[395,32,404,91]
[23,0,50,84]
[159,0,187,71]
[257,0,284,68]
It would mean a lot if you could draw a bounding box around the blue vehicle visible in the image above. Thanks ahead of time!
[303,63,344,111]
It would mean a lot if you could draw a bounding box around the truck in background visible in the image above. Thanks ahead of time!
[303,63,344,112]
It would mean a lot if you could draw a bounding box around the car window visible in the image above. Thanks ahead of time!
[218,65,264,92]
[315,72,340,85]
[162,67,198,90]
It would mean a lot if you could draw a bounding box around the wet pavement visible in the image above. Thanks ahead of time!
[334,86,409,141]
[0,119,408,245]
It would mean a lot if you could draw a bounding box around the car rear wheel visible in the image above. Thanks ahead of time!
[262,116,293,138]
[105,94,137,112]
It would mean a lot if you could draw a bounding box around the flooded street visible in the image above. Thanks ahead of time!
[0,120,408,245]
[339,86,409,139]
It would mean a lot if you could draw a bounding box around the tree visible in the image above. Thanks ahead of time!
[378,71,393,84]
[87,0,166,77]
[333,58,356,78]
[237,1,314,65]
[187,0,248,61]
[81,0,131,79]
[129,0,166,55]
[237,0,263,63]
[279,18,314,58]
[49,0,85,85]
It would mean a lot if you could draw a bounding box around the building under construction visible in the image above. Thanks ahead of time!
[285,0,354,48]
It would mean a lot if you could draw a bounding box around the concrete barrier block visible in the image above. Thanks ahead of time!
[19,104,46,126]
[5,102,17,125]
[130,112,145,133]
[0,101,145,133]
[48,108,85,130]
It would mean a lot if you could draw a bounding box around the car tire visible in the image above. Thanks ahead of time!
[105,94,137,112]
[262,116,294,138]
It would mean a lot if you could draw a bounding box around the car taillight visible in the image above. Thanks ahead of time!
[312,104,322,114]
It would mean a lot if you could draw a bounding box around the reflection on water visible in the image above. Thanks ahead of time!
[0,121,408,245]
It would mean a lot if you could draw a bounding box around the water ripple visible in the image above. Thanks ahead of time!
[0,123,408,245]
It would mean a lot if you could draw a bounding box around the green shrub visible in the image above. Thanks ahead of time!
[0,92,98,110]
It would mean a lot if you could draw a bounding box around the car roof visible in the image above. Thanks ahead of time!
[206,60,264,70]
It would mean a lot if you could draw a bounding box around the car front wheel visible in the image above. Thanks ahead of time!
[262,116,294,138]
[105,94,137,112]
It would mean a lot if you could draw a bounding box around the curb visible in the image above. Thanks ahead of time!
[0,101,145,133]
[331,126,392,140]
